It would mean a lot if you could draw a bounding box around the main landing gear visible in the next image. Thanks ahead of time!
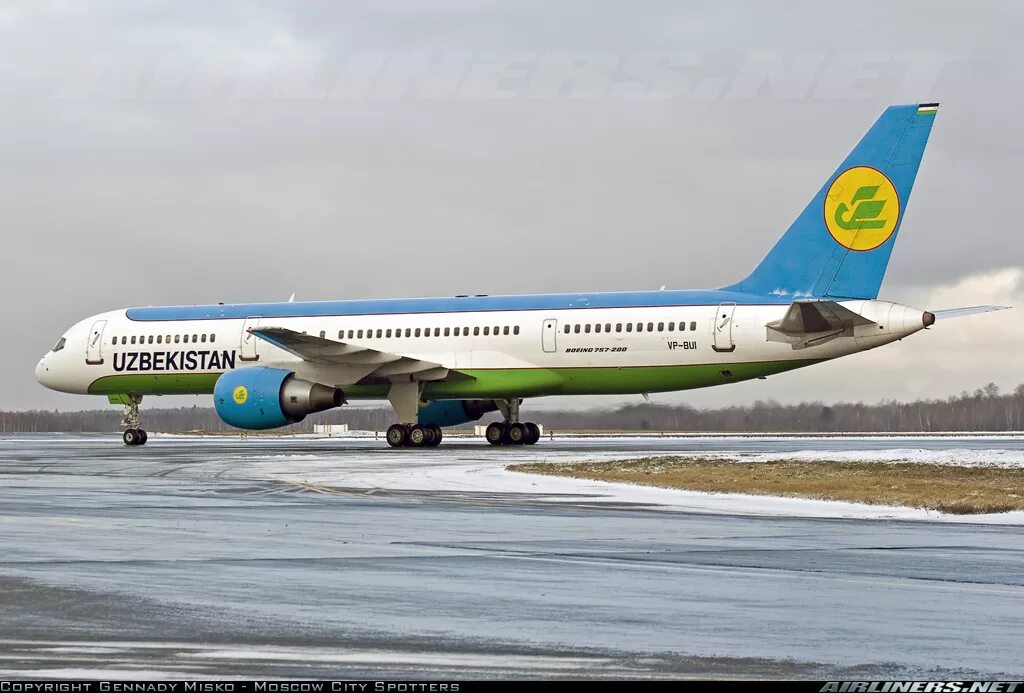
[485,421,540,446]
[386,423,443,448]
[486,398,541,446]
[121,394,148,446]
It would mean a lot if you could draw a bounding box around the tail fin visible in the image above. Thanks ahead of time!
[724,103,938,299]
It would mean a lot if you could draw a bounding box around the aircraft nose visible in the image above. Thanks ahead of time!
[35,357,52,387]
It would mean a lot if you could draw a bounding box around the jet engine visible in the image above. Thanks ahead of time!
[214,367,343,430]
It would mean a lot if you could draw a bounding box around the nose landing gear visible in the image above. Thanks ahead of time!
[120,394,148,446]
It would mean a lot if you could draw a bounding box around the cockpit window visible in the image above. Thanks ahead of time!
[52,337,66,352]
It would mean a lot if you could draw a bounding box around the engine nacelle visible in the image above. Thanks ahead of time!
[417,399,498,428]
[214,367,343,430]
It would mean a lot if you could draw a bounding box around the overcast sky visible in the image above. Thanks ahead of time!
[2,0,1022,412]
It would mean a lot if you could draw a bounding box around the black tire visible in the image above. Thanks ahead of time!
[426,425,443,447]
[408,424,427,447]
[524,422,540,445]
[386,424,407,448]
[123,429,138,446]
[507,423,526,445]
[138,429,148,445]
[485,422,505,445]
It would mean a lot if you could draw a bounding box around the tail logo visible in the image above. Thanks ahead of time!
[824,166,900,251]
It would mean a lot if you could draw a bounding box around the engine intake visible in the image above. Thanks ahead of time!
[214,367,343,430]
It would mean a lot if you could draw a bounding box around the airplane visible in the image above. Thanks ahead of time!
[35,102,1007,447]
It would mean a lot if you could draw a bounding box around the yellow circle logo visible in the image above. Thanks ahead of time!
[233,386,248,405]
[823,166,900,251]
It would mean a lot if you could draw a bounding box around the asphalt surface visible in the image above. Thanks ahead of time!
[0,433,1022,679]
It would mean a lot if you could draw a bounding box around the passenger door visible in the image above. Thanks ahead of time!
[86,319,107,365]
[240,316,261,361]
[542,319,558,353]
[712,303,736,352]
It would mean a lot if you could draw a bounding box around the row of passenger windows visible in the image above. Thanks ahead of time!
[330,325,521,340]
[565,320,697,334]
[114,333,216,346]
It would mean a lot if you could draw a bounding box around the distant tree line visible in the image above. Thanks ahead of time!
[4,383,1024,434]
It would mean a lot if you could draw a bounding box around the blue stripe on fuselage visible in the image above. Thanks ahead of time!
[125,289,789,322]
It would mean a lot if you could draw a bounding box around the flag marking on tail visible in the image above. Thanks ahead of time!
[823,165,901,252]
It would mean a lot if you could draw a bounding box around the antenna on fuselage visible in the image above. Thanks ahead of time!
[288,293,295,303]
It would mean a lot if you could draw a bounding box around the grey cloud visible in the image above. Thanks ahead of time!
[2,0,1020,410]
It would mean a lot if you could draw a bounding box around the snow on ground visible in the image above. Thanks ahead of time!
[242,437,1024,525]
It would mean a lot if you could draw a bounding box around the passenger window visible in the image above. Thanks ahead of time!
[668,322,675,331]
[564,325,570,334]
[647,322,654,331]
[210,334,215,343]
[493,326,499,335]
[339,330,344,339]
[434,328,441,337]
[415,328,421,337]
[402,328,409,338]
[347,330,354,339]
[454,327,460,337]
[147,335,154,344]
[474,327,481,336]
[574,324,581,334]
[122,336,128,345]
[513,326,520,335]
[595,324,602,333]
[605,323,611,332]
[584,324,591,334]
[636,323,643,333]
[174,335,180,344]
[690,321,697,331]
[156,335,162,344]
[657,322,664,332]
[483,327,489,336]
[357,330,364,338]
[386,329,392,338]
[616,323,622,332]
[131,336,136,344]
[444,327,451,337]
[626,324,632,333]
[200,334,206,343]
[503,326,510,335]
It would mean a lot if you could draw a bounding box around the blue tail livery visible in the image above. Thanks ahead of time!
[724,103,939,299]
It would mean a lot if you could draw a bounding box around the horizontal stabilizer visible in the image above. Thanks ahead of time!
[930,305,1010,320]
[767,300,874,349]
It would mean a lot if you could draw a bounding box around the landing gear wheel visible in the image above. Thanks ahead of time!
[407,425,427,447]
[386,424,408,448]
[507,423,527,445]
[524,422,540,445]
[426,425,443,447]
[137,429,148,445]
[485,422,505,445]
[123,429,141,446]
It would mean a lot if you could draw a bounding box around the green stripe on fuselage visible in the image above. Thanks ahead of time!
[87,360,823,399]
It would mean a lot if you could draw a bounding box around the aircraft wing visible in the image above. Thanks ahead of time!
[930,305,1010,320]
[249,326,456,381]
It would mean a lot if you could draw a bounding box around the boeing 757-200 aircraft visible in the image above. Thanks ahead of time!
[36,103,1006,447]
